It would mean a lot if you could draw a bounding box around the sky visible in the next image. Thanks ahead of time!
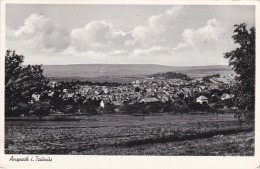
[5,4,255,66]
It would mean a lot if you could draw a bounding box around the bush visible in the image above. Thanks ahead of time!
[188,102,210,111]
[30,102,51,116]
[120,103,149,115]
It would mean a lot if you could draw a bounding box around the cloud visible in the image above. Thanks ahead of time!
[131,6,183,47]
[181,18,220,49]
[132,46,169,56]
[6,14,133,57]
[6,7,184,58]
[71,20,113,51]
[6,13,70,52]
[109,49,128,56]
[5,7,229,66]
[172,42,189,51]
[71,20,132,52]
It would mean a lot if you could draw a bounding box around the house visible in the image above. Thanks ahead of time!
[102,88,109,94]
[111,101,122,106]
[32,93,41,102]
[146,92,155,97]
[209,84,219,90]
[146,77,154,80]
[100,98,111,108]
[150,97,158,102]
[140,98,152,103]
[196,95,208,104]
[48,91,54,97]
[67,93,75,98]
[100,100,105,108]
[146,88,152,93]
[209,103,217,108]
[158,97,168,103]
[209,78,219,84]
[221,93,231,100]
[48,81,57,88]
[28,100,34,104]
[63,89,69,93]
[199,86,207,91]
[171,94,180,102]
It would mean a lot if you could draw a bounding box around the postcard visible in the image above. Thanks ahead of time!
[0,0,259,169]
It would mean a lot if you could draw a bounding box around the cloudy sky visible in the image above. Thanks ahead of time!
[6,4,255,66]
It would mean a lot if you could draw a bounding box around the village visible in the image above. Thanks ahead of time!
[29,72,237,116]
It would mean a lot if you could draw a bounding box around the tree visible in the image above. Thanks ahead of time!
[81,98,99,115]
[103,103,116,116]
[120,103,149,116]
[147,102,164,114]
[134,86,141,93]
[223,23,255,120]
[5,50,49,117]
[30,102,51,120]
[163,101,175,113]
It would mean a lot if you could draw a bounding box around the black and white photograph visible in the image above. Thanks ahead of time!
[0,0,259,168]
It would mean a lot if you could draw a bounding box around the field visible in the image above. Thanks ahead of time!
[5,113,254,155]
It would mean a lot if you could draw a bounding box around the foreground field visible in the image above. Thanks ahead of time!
[81,131,254,155]
[5,113,254,155]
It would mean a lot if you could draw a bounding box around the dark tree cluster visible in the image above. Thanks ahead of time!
[148,72,192,81]
[119,101,189,116]
[50,79,125,87]
[5,50,49,117]
[224,23,255,120]
[202,74,220,83]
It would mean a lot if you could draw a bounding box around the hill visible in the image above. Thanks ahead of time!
[42,64,233,77]
[147,72,192,81]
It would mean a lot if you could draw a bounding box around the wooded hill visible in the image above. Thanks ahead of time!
[147,72,192,80]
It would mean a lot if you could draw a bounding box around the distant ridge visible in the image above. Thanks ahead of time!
[43,63,229,68]
[42,64,233,79]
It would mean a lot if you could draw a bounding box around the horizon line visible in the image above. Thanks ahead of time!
[38,63,230,67]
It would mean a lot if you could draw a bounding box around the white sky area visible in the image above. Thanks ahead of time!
[5,5,255,66]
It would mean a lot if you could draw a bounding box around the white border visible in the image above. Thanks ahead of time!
[0,1,260,169]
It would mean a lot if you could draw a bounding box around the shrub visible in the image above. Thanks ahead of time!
[188,102,209,111]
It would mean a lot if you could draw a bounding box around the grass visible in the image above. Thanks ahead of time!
[5,113,254,155]
[85,131,254,155]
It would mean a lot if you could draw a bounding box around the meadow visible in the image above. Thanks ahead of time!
[5,113,254,155]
